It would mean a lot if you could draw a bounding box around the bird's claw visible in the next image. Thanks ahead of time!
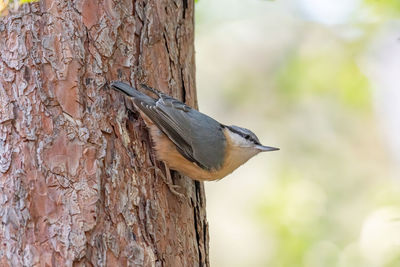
[148,165,186,200]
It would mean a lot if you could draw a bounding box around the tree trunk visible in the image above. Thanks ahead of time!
[0,0,209,266]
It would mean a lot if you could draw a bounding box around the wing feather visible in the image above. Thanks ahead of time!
[112,82,226,170]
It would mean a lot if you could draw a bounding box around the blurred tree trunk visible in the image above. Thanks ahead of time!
[0,0,209,266]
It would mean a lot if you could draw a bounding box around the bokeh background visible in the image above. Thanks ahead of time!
[195,0,400,266]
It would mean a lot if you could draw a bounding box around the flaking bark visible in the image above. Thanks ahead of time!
[0,0,209,266]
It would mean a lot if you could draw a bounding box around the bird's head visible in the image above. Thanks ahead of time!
[225,125,279,154]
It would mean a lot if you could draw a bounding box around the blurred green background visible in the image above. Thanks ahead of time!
[195,0,400,266]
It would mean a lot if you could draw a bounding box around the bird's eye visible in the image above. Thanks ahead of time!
[245,135,250,140]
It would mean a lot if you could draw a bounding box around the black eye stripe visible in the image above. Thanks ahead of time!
[226,125,260,144]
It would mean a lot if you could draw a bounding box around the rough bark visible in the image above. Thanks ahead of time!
[0,0,209,266]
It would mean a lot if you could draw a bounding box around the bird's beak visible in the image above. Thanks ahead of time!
[256,145,280,152]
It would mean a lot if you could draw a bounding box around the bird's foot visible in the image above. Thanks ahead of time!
[148,166,186,200]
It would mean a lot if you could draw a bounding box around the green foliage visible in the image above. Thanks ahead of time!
[1,0,38,16]
[276,48,371,111]
[364,0,400,16]
[258,174,333,267]
[257,169,400,266]
[195,1,400,266]
[385,255,400,267]
[19,0,39,3]
[8,0,38,4]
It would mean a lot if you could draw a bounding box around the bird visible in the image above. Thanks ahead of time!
[111,81,279,182]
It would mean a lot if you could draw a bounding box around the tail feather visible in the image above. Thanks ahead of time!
[111,81,139,97]
[111,81,156,105]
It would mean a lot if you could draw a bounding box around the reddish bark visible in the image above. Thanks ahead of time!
[0,0,209,266]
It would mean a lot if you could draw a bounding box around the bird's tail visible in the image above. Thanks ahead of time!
[111,81,141,98]
[111,81,156,105]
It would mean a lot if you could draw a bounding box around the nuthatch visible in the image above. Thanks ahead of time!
[112,81,279,181]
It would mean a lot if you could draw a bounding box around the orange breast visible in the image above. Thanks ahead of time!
[148,126,255,181]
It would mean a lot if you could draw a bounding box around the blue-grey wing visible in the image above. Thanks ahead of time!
[154,96,226,170]
[112,82,226,170]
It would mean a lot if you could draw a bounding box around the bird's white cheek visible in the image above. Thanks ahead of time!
[227,131,247,147]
